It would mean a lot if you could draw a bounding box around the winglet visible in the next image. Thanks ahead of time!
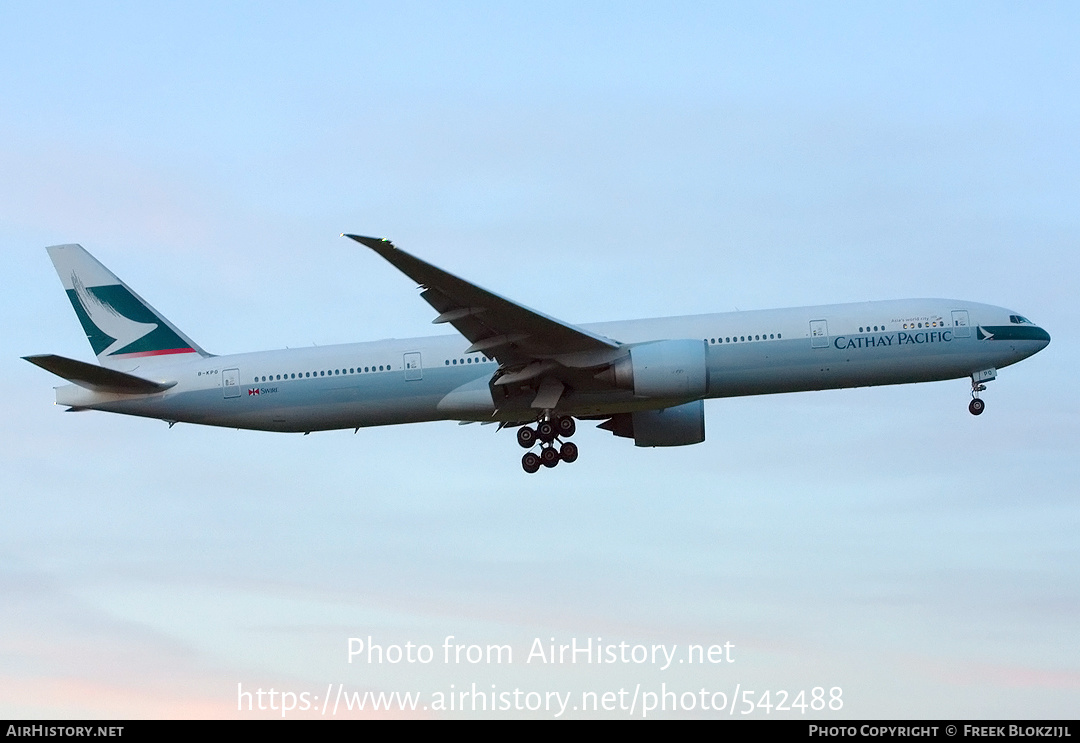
[344,234,395,251]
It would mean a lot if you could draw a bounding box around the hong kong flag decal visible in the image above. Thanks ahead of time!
[248,388,260,395]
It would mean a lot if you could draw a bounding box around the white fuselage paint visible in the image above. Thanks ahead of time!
[52,298,1049,433]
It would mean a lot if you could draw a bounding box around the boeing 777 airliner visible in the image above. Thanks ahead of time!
[25,236,1050,472]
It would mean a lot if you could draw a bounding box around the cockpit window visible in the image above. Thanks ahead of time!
[1009,315,1033,325]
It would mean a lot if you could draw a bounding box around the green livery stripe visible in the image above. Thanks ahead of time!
[978,325,1051,342]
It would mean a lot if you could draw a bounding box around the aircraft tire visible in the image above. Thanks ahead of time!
[540,446,560,468]
[556,416,576,438]
[559,442,579,463]
[969,398,985,416]
[517,426,537,448]
[537,421,556,443]
[522,452,541,473]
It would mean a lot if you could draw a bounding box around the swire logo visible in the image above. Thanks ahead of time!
[248,387,277,396]
[248,388,260,395]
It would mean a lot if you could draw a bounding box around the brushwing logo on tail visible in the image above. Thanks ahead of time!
[71,273,158,356]
[67,271,194,358]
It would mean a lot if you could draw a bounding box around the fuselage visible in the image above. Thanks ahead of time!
[53,298,1050,433]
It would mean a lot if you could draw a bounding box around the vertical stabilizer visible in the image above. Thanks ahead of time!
[46,244,209,369]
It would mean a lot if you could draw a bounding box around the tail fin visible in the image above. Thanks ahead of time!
[46,244,210,369]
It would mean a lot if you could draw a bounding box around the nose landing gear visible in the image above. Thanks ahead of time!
[968,368,996,416]
[517,415,578,473]
[969,383,986,415]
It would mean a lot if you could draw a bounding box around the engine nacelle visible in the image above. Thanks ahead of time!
[600,400,706,447]
[602,339,708,399]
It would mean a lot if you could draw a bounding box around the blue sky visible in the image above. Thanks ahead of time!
[1,1,1077,718]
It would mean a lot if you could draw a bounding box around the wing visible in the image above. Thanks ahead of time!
[345,234,626,409]
[346,235,623,363]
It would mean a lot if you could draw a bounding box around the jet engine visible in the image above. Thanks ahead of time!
[599,400,706,447]
[599,339,708,399]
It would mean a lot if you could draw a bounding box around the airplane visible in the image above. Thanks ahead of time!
[24,236,1051,473]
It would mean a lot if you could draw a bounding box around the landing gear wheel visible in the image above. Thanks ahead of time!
[556,416,576,438]
[517,426,537,448]
[969,398,985,416]
[540,446,560,468]
[522,451,541,473]
[537,420,557,443]
[559,441,579,463]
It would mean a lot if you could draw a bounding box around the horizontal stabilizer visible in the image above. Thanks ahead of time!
[23,354,176,394]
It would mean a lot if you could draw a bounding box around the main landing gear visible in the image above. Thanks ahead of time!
[517,415,578,473]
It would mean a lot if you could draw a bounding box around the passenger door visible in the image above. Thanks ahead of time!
[951,310,971,338]
[810,319,829,348]
[223,368,241,398]
[404,352,423,381]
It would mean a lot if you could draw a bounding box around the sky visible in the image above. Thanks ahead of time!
[1,1,1077,719]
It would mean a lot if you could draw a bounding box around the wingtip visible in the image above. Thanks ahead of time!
[343,234,395,250]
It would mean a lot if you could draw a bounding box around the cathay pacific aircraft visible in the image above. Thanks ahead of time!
[25,236,1050,473]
